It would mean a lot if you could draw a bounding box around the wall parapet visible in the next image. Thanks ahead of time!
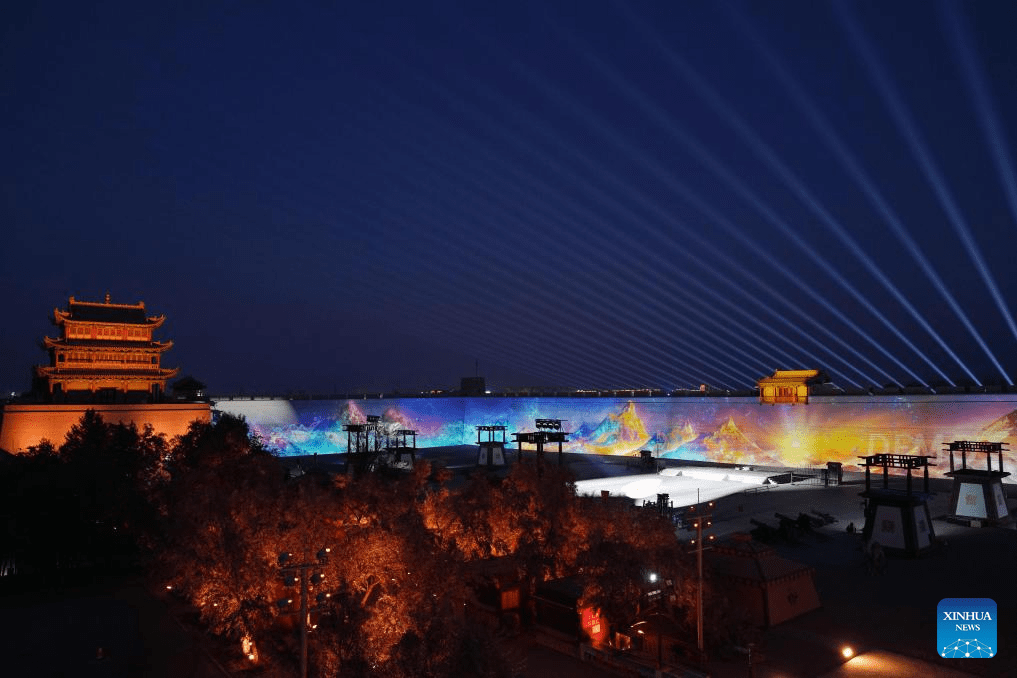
[0,402,211,453]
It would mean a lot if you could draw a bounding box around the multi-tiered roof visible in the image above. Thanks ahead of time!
[35,295,178,401]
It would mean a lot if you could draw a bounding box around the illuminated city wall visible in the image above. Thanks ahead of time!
[215,395,1017,480]
[0,402,212,453]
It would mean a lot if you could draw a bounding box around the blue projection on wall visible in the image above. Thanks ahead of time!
[214,395,1017,476]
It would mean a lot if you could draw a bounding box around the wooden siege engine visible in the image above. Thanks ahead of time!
[944,441,1011,527]
[858,453,937,557]
[476,425,507,467]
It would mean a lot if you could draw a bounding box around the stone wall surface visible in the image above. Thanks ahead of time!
[213,395,1017,479]
[0,402,211,452]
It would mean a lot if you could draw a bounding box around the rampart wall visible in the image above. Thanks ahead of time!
[0,402,212,452]
[214,394,1017,480]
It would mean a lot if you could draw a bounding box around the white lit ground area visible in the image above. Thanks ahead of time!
[574,466,783,507]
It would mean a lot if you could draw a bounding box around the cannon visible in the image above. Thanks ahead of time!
[777,512,830,541]
[810,509,838,525]
[749,518,780,544]
[798,512,826,529]
[773,513,804,542]
[798,513,830,540]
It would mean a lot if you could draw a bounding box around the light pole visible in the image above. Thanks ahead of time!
[686,501,714,663]
[278,547,331,678]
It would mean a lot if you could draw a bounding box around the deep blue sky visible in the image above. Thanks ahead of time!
[3,1,1017,395]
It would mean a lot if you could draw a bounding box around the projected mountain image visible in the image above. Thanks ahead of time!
[669,416,767,464]
[571,401,650,455]
[337,400,368,425]
[649,421,698,455]
[246,399,461,456]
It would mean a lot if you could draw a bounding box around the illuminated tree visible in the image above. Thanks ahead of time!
[420,471,508,560]
[498,463,588,582]
[315,466,467,672]
[577,499,693,630]
[156,414,291,655]
[296,463,523,678]
[150,418,714,674]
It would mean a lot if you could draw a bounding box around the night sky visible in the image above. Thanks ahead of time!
[3,1,1017,396]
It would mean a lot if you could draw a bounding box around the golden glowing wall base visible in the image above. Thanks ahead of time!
[0,402,211,453]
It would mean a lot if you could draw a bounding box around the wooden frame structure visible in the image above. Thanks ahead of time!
[943,441,1011,526]
[512,418,569,465]
[476,425,508,466]
[857,453,937,557]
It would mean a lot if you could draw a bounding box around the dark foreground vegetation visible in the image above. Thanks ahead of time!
[0,412,747,676]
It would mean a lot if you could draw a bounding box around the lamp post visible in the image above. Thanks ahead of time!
[686,501,714,663]
[278,547,331,678]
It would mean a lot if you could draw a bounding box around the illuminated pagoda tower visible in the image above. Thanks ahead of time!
[943,441,1011,527]
[756,369,828,405]
[34,295,179,402]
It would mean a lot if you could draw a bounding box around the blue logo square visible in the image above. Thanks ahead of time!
[938,598,996,658]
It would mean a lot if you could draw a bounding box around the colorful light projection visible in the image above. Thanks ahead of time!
[214,395,1017,478]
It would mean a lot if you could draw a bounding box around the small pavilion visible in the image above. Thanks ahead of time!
[512,419,569,465]
[343,415,384,473]
[476,425,508,466]
[386,428,417,468]
[857,453,937,557]
[943,441,1011,526]
[756,369,827,405]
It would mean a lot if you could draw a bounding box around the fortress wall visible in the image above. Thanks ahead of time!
[214,394,1017,480]
[0,402,212,453]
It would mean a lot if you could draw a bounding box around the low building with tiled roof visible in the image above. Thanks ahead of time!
[756,369,829,405]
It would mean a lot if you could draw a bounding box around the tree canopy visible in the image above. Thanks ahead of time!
[0,411,731,676]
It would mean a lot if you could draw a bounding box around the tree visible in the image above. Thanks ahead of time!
[0,439,73,576]
[168,412,268,475]
[497,463,588,583]
[576,499,693,630]
[58,411,171,565]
